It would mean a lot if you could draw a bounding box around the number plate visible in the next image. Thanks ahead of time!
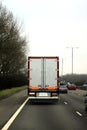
[38,93,49,97]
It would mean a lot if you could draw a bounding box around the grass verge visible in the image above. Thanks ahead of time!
[0,86,27,100]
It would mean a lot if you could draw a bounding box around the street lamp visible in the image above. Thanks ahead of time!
[67,47,79,74]
[61,58,66,76]
[61,58,63,76]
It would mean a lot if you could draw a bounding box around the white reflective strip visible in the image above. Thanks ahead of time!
[76,111,82,116]
[29,97,59,99]
[29,92,35,95]
[64,102,68,105]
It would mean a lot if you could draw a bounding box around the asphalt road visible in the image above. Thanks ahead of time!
[0,89,27,129]
[0,89,87,130]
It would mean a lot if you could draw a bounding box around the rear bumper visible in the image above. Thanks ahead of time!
[28,89,59,103]
[29,96,59,103]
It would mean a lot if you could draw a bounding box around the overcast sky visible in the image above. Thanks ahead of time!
[2,0,87,75]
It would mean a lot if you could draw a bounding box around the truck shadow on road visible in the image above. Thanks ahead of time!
[27,100,59,105]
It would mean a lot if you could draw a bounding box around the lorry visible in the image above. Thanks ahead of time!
[28,56,59,103]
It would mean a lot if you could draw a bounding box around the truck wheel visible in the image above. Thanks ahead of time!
[85,107,87,111]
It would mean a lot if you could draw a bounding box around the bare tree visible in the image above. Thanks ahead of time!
[0,3,27,78]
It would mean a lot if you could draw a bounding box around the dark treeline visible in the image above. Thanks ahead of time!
[60,74,87,85]
[0,3,28,90]
[0,74,27,90]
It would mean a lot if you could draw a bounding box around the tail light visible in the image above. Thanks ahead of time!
[52,93,58,96]
[29,92,35,96]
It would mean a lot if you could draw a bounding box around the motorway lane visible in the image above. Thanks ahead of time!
[0,89,27,129]
[60,91,85,111]
[8,93,87,130]
[61,90,87,124]
[61,90,87,116]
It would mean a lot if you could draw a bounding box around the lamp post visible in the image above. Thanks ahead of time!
[61,58,63,76]
[67,47,78,74]
[61,58,66,76]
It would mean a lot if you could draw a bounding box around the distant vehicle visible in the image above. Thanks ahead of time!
[28,56,59,103]
[59,83,68,93]
[84,94,87,111]
[83,84,87,90]
[67,83,76,90]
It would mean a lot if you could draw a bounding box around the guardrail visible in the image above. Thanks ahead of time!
[77,86,87,90]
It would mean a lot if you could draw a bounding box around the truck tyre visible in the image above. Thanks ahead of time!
[85,107,87,111]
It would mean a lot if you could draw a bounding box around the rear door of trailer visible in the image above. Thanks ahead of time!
[28,57,59,101]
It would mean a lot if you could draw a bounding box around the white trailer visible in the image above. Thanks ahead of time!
[28,56,59,103]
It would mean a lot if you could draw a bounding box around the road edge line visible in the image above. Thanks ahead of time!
[1,97,29,130]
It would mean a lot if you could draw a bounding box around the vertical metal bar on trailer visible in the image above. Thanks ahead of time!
[41,58,43,88]
[57,57,59,87]
[28,57,30,87]
[44,58,46,88]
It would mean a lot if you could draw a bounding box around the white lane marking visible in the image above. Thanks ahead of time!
[64,102,68,105]
[76,111,82,117]
[1,97,29,130]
